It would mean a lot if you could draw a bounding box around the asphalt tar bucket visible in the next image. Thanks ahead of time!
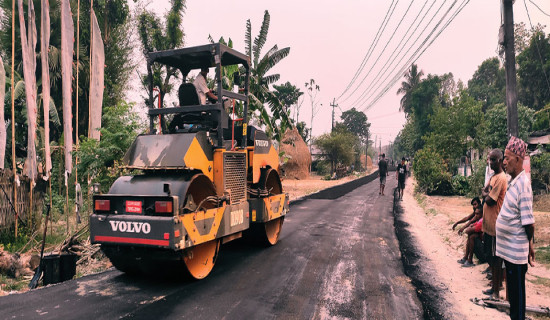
[43,253,78,285]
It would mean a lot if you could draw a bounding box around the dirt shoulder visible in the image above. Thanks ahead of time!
[282,169,373,201]
[400,177,550,319]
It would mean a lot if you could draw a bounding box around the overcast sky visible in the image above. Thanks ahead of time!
[134,0,550,146]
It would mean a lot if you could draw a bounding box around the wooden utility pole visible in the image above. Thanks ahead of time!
[503,0,519,137]
[330,98,337,132]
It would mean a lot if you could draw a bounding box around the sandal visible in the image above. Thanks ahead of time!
[462,261,475,267]
[457,258,467,264]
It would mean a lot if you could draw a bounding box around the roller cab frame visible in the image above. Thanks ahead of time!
[89,43,288,279]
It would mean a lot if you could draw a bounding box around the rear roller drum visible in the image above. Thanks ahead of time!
[183,240,220,279]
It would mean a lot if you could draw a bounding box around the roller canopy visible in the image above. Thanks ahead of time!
[148,43,250,74]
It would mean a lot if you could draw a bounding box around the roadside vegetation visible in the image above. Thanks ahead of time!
[392,23,550,198]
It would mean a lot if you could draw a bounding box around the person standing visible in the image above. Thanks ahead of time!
[396,157,407,200]
[496,136,535,320]
[378,153,388,195]
[481,149,508,299]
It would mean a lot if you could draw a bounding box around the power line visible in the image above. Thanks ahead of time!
[528,0,550,17]
[523,0,550,95]
[342,0,417,104]
[356,0,458,109]
[349,0,439,107]
[337,0,398,100]
[364,0,470,111]
[361,0,470,111]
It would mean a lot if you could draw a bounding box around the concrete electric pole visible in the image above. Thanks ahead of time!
[503,0,519,137]
[330,98,337,132]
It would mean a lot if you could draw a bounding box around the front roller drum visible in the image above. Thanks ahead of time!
[264,217,284,245]
[183,240,220,279]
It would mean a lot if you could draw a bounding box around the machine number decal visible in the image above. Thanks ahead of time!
[230,209,244,227]
[126,200,142,213]
[109,221,151,234]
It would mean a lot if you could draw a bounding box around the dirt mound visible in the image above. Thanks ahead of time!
[280,128,311,180]
[360,155,373,168]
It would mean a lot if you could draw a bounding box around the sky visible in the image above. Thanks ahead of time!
[132,0,550,147]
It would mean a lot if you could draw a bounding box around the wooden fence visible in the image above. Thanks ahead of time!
[0,169,47,232]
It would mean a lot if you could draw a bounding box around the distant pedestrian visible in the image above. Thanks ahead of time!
[396,157,407,200]
[482,149,507,299]
[378,153,388,195]
[496,136,535,320]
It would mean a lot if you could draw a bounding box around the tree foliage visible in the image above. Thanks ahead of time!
[75,100,144,189]
[480,103,535,149]
[315,128,358,174]
[423,93,484,165]
[467,57,506,111]
[137,0,186,107]
[397,63,424,115]
[517,30,550,111]
[0,0,135,170]
[244,10,291,142]
[413,147,451,195]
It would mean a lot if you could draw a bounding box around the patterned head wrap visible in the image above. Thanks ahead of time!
[505,136,527,158]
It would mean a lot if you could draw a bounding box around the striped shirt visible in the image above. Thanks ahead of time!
[496,170,535,265]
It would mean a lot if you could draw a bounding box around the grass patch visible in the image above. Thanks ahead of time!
[414,191,427,209]
[527,274,550,288]
[536,246,550,265]
[0,274,27,292]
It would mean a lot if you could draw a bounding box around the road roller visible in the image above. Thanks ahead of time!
[89,43,288,279]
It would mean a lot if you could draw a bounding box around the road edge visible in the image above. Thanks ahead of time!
[392,187,450,320]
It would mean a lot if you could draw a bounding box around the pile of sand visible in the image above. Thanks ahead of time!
[280,127,311,180]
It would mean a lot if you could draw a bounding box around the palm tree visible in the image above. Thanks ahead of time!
[244,10,291,141]
[397,64,424,115]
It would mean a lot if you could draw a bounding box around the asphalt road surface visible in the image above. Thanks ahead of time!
[0,175,422,319]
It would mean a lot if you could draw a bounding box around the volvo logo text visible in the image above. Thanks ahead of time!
[109,221,151,234]
[255,140,269,147]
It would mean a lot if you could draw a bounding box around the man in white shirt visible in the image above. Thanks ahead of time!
[194,67,217,104]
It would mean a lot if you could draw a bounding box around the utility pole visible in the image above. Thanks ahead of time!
[330,98,337,132]
[503,0,519,137]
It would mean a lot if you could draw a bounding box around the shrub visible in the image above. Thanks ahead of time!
[467,159,487,197]
[531,151,550,193]
[413,148,452,195]
[451,175,470,196]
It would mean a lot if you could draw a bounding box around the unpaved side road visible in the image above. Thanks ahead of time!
[0,175,422,319]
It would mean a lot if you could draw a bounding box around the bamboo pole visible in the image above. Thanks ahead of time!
[75,0,80,183]
[88,0,93,139]
[11,0,18,238]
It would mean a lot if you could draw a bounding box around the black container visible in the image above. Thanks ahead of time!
[42,253,78,285]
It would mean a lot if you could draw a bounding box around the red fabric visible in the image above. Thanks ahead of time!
[474,218,483,233]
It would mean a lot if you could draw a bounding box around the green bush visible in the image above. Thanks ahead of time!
[531,151,550,193]
[451,175,470,196]
[467,159,487,197]
[413,148,452,195]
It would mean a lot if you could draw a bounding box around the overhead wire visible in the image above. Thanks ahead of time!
[364,0,470,111]
[342,0,417,104]
[349,0,439,107]
[357,0,459,109]
[523,0,550,96]
[337,0,398,101]
[361,0,471,111]
[528,0,550,17]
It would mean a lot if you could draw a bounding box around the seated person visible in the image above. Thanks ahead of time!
[453,197,483,267]
[194,67,218,104]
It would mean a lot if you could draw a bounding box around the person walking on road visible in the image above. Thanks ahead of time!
[482,149,507,299]
[396,157,407,200]
[378,153,388,195]
[496,136,535,320]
